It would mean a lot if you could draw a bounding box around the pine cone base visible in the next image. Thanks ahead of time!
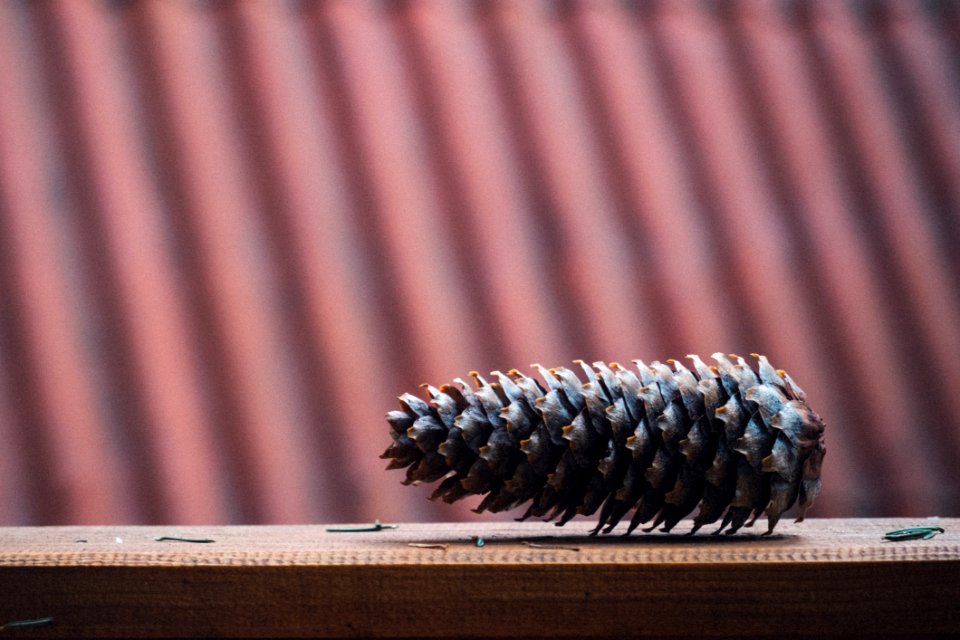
[382,354,826,535]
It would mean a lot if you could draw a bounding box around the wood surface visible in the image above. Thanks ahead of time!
[0,518,957,638]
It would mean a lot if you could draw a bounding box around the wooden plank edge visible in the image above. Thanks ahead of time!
[0,519,956,638]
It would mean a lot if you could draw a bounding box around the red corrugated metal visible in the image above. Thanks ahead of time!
[0,0,958,525]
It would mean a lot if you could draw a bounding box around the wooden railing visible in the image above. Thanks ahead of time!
[0,519,957,638]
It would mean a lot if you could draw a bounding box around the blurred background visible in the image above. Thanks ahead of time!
[0,0,958,526]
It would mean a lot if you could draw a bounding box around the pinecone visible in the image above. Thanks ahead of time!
[381,354,825,535]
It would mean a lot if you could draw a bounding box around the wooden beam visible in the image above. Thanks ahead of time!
[0,519,957,638]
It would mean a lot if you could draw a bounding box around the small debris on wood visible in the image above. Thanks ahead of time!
[325,520,399,533]
[154,536,215,543]
[521,541,581,552]
[883,526,945,541]
[407,543,449,551]
[0,616,54,630]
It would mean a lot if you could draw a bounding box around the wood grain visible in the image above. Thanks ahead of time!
[0,518,957,638]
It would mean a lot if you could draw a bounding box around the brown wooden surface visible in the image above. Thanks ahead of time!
[0,518,957,638]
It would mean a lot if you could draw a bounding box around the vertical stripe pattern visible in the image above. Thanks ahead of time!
[0,0,958,524]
